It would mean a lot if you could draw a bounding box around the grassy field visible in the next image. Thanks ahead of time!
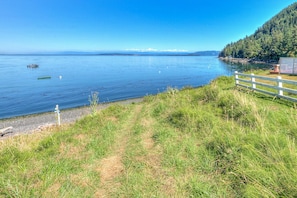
[1,74,297,197]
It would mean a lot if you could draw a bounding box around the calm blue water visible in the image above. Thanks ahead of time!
[0,55,234,119]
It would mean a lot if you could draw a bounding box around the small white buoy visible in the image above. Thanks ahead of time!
[59,75,62,79]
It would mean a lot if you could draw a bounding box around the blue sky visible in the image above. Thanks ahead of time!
[0,0,296,53]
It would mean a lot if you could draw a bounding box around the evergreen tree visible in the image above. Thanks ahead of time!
[219,3,297,62]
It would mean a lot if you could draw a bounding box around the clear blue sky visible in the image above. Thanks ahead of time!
[0,0,296,53]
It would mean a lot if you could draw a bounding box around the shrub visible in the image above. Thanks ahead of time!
[166,86,179,95]
[88,91,99,115]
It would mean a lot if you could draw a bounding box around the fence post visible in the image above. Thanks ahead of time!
[251,73,256,89]
[55,104,61,126]
[277,76,283,96]
[234,71,239,86]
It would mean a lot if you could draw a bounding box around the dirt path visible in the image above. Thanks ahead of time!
[95,105,143,197]
[139,116,176,196]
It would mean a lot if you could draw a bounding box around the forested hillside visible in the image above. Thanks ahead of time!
[219,3,297,62]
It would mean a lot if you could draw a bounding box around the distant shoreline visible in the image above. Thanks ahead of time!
[0,54,201,56]
[0,50,220,57]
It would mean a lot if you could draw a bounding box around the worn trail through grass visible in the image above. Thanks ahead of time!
[95,104,143,197]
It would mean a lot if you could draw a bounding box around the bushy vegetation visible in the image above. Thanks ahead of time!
[219,2,297,61]
[1,75,297,197]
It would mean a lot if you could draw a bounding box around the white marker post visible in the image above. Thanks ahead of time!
[277,76,283,97]
[251,73,256,89]
[55,104,61,126]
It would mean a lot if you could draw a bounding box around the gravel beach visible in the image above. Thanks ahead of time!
[0,98,143,138]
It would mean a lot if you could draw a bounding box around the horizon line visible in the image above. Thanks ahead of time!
[0,50,220,56]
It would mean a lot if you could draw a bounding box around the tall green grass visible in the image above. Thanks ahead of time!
[1,75,297,197]
[0,104,131,197]
[149,76,297,197]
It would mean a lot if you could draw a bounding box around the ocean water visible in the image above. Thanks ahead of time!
[0,55,234,119]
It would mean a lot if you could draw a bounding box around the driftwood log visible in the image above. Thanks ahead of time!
[0,126,13,136]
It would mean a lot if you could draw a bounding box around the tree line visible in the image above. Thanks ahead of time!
[219,3,297,62]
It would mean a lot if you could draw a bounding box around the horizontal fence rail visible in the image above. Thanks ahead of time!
[234,71,297,102]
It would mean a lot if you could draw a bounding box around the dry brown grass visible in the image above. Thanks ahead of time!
[97,155,124,184]
[0,125,68,151]
[43,182,62,198]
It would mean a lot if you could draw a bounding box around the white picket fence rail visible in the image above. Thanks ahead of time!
[234,71,297,102]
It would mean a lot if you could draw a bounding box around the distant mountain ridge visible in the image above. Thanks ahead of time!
[219,2,297,62]
[96,50,220,56]
[0,50,220,56]
[188,51,220,56]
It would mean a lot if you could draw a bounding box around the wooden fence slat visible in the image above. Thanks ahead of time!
[234,71,297,102]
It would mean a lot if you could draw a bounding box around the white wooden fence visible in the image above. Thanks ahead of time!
[234,71,297,102]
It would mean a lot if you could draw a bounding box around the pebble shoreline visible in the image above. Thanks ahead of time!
[0,98,143,139]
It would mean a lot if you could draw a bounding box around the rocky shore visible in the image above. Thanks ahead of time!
[219,57,277,65]
[0,98,143,139]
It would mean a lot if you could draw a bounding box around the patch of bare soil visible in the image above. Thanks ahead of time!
[95,143,126,197]
[141,119,155,150]
[95,105,142,197]
[43,182,61,198]
[98,155,124,182]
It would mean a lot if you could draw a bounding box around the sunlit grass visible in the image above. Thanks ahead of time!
[1,74,297,197]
